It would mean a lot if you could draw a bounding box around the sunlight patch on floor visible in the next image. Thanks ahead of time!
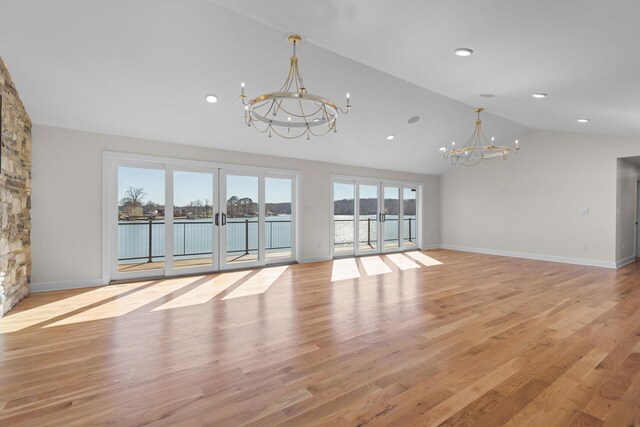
[153,270,253,310]
[0,284,146,334]
[406,251,443,266]
[386,253,420,270]
[222,266,288,300]
[359,256,392,276]
[45,276,203,327]
[331,258,361,282]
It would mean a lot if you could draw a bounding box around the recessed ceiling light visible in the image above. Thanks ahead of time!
[532,93,548,99]
[408,116,420,124]
[479,94,496,98]
[386,134,395,140]
[205,94,218,103]
[577,118,590,123]
[312,118,322,122]
[454,48,474,57]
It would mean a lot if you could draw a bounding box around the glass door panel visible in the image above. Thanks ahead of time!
[265,177,293,261]
[172,170,216,271]
[117,166,166,274]
[333,182,355,254]
[221,173,262,268]
[357,183,379,253]
[403,187,418,248]
[382,186,401,250]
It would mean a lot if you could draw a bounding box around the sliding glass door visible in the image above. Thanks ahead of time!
[381,185,401,252]
[220,171,263,269]
[166,167,218,275]
[331,177,421,258]
[403,187,418,249]
[109,157,297,281]
[333,181,356,255]
[265,176,294,261]
[356,183,379,255]
[115,163,166,278]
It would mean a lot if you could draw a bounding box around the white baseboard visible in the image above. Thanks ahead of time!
[420,244,441,250]
[440,244,617,269]
[31,278,105,293]
[301,256,332,264]
[616,255,637,268]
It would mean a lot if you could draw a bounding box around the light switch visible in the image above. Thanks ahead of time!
[581,208,589,215]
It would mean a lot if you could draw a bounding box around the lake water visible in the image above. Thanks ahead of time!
[118,214,416,263]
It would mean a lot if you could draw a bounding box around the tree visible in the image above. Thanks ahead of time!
[120,186,146,206]
[227,196,239,217]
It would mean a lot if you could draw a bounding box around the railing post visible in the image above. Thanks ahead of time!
[408,218,413,243]
[367,217,372,248]
[269,221,273,250]
[147,219,153,263]
[183,223,186,255]
[244,219,250,255]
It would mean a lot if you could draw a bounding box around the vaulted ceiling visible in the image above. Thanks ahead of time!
[1,1,636,174]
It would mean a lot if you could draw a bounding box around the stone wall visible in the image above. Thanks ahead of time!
[0,57,32,316]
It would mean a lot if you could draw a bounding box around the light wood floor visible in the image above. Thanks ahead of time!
[118,250,293,272]
[1,250,640,426]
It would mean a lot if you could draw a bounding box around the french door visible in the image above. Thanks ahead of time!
[165,166,219,276]
[331,178,420,258]
[381,185,401,252]
[109,158,296,282]
[219,171,264,270]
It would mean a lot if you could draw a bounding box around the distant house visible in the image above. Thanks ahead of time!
[121,202,143,219]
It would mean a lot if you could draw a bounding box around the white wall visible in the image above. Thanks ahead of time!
[441,130,640,268]
[616,158,640,264]
[31,125,440,288]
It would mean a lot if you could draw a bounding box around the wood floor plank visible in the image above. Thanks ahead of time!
[1,250,640,426]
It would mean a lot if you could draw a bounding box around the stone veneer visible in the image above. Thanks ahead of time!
[0,58,32,317]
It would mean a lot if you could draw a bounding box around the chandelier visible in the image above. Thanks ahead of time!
[440,108,519,166]
[240,35,350,140]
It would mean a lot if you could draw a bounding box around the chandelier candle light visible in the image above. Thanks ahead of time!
[440,108,519,166]
[240,35,351,140]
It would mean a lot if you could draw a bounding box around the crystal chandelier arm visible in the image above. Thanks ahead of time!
[294,61,303,91]
[272,102,323,118]
[269,125,302,139]
[249,120,271,134]
[279,59,296,93]
[297,98,308,123]
[460,122,481,150]
[338,92,351,114]
[477,122,493,147]
[308,120,337,137]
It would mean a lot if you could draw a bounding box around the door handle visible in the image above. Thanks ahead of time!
[222,213,227,226]
[215,213,219,226]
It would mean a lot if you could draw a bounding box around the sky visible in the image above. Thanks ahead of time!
[118,168,417,207]
[118,167,292,206]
